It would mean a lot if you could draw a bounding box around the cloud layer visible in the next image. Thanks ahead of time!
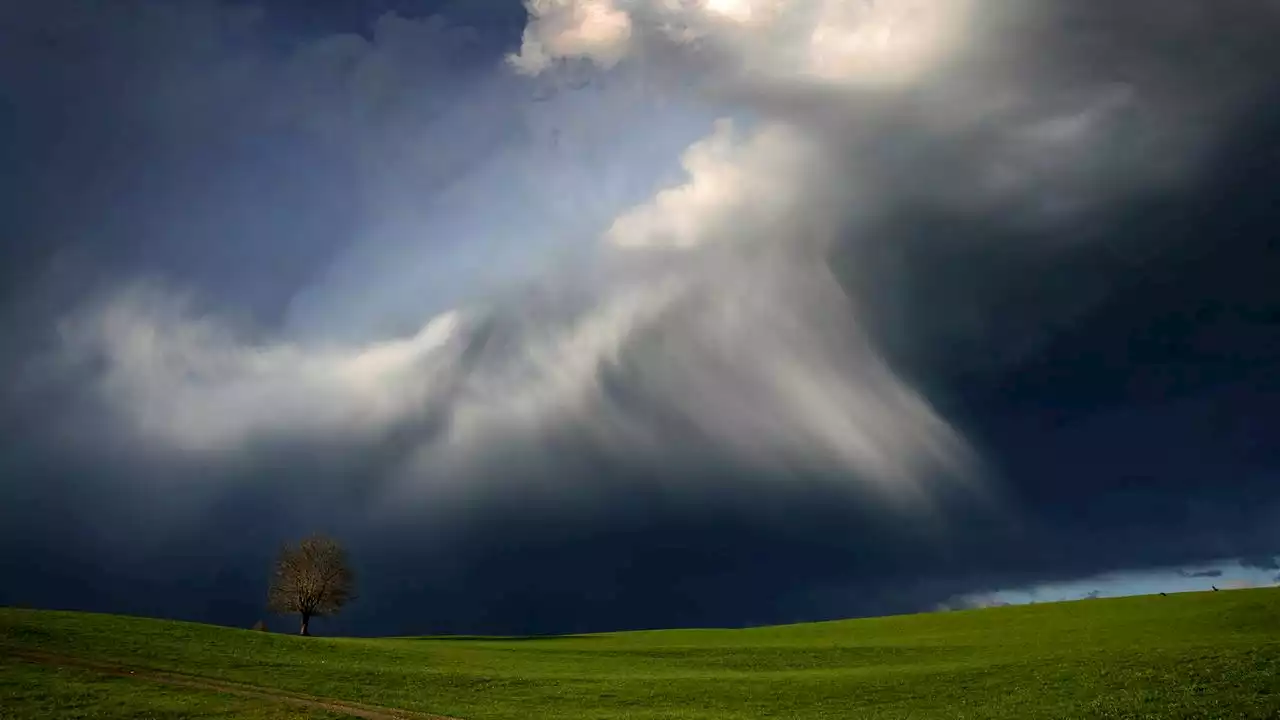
[31,0,1280,510]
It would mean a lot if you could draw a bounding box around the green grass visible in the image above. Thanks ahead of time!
[0,658,351,720]
[3,588,1280,719]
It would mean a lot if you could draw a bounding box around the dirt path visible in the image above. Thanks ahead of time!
[5,648,459,720]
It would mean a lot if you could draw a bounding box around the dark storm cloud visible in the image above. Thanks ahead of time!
[1239,556,1280,572]
[1,0,1279,635]
[1179,569,1224,579]
[827,0,1280,380]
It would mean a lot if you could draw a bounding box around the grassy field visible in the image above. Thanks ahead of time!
[0,657,352,720]
[3,588,1279,719]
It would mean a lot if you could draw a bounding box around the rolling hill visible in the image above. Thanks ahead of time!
[3,588,1279,719]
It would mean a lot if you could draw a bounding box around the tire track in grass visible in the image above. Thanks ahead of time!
[3,647,460,720]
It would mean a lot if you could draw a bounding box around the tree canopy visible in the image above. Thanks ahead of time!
[267,534,355,636]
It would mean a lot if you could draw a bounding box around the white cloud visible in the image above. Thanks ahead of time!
[508,0,634,75]
[57,277,692,462]
[699,0,784,26]
[605,119,813,250]
[804,0,974,86]
[511,0,977,89]
[60,286,464,453]
[631,253,969,492]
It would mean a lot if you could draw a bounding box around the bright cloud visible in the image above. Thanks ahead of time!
[804,0,974,86]
[60,286,464,453]
[512,0,976,88]
[606,119,814,250]
[509,0,634,75]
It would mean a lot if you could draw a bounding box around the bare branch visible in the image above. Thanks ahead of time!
[267,534,356,635]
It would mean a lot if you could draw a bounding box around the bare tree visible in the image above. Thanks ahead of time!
[267,534,355,636]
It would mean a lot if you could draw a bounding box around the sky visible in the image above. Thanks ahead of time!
[0,0,1278,635]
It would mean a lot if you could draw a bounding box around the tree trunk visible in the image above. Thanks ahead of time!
[299,612,311,636]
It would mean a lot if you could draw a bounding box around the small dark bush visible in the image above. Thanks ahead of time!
[252,619,268,632]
